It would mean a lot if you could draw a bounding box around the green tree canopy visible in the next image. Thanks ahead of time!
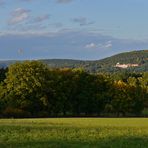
[2,61,55,116]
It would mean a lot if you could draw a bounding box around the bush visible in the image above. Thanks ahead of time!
[3,107,31,118]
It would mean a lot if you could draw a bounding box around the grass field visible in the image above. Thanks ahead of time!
[0,118,148,148]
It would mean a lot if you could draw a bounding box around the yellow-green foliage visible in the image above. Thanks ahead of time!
[0,118,148,148]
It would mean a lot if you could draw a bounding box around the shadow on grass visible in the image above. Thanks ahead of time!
[1,137,148,148]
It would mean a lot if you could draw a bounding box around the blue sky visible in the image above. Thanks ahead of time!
[0,0,148,60]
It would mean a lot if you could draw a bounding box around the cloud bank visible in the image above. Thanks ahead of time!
[0,30,148,60]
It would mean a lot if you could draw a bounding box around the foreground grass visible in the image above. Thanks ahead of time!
[0,118,148,148]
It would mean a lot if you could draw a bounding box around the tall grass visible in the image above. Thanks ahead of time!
[0,118,148,148]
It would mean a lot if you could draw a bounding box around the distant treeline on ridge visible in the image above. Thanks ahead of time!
[0,50,148,73]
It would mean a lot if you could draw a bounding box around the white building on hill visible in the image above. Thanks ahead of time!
[115,63,139,69]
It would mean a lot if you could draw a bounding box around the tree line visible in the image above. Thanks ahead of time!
[0,61,147,118]
[40,50,148,73]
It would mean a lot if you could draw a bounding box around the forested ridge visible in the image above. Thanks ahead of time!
[0,50,148,73]
[0,61,147,118]
[41,50,148,72]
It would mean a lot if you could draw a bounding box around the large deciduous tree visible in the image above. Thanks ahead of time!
[1,61,55,117]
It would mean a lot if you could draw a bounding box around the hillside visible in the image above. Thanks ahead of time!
[92,50,148,72]
[40,50,148,72]
[0,50,148,73]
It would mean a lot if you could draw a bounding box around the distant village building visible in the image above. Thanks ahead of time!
[115,63,139,69]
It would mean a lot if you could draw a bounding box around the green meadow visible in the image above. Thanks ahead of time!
[0,118,148,148]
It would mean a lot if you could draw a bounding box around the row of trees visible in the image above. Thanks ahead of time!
[0,61,147,118]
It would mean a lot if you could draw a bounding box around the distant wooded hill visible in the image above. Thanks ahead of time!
[0,50,148,73]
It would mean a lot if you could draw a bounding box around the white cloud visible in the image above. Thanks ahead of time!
[102,41,112,48]
[0,30,50,37]
[85,43,97,48]
[18,48,24,55]
[8,8,31,25]
[85,41,112,49]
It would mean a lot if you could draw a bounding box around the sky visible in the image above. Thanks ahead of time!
[0,0,148,60]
